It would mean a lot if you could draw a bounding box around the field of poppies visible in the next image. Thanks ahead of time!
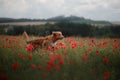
[0,35,120,80]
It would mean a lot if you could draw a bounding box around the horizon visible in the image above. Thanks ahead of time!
[0,0,120,21]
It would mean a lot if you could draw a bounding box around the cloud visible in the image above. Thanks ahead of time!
[0,0,120,21]
[0,0,29,18]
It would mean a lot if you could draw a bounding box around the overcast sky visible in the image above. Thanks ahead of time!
[0,0,120,21]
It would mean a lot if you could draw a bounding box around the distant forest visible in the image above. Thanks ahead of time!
[0,22,120,38]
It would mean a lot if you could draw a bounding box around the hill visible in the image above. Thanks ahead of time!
[0,15,111,26]
[47,15,111,25]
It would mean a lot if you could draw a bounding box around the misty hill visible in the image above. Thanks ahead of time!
[0,15,111,25]
[47,15,111,25]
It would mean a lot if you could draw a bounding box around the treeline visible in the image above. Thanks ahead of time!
[0,22,120,38]
[0,18,46,23]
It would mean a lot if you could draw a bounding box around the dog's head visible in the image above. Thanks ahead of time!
[52,31,64,40]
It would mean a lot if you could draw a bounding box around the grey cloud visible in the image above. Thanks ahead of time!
[0,0,120,21]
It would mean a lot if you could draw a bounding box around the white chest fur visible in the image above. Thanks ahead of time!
[50,42,56,47]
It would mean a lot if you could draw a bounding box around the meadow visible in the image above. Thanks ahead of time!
[0,35,120,80]
[0,21,55,26]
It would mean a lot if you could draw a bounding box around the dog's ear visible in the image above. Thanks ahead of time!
[52,32,56,36]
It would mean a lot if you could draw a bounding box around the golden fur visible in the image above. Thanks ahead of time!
[23,31,64,50]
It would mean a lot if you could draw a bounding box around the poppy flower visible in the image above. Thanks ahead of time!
[31,64,36,69]
[7,44,11,48]
[2,44,6,48]
[103,57,108,64]
[59,43,66,49]
[59,59,64,65]
[103,71,110,80]
[19,54,24,59]
[12,62,19,70]
[5,38,8,41]
[26,44,34,51]
[54,45,59,50]
[47,52,51,56]
[85,51,89,56]
[50,54,56,61]
[0,68,2,73]
[96,50,99,55]
[82,55,88,61]
[37,65,42,70]
[48,46,53,51]
[47,60,55,67]
[54,65,60,72]
[46,65,52,71]
[88,48,92,51]
[0,74,8,80]
[39,53,44,57]
[64,51,68,55]
[27,54,32,60]
[91,39,95,43]
[56,54,62,60]
[72,43,77,49]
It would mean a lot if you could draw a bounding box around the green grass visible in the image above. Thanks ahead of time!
[0,35,120,80]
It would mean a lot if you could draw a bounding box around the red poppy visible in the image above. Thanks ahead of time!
[54,65,60,72]
[56,54,62,60]
[46,65,52,71]
[82,55,88,61]
[103,71,110,80]
[19,54,24,59]
[12,62,19,70]
[102,42,107,47]
[54,45,59,50]
[91,39,96,45]
[47,52,51,56]
[39,53,44,57]
[26,44,34,51]
[85,51,89,56]
[114,39,118,42]
[5,38,8,41]
[7,44,11,48]
[61,45,67,49]
[50,54,56,61]
[96,50,99,55]
[59,59,64,65]
[0,68,2,73]
[88,48,92,51]
[58,42,64,46]
[47,60,55,67]
[9,39,13,44]
[31,64,36,69]
[48,46,53,51]
[103,57,108,64]
[0,74,8,80]
[64,51,68,55]
[72,44,77,49]
[2,44,6,48]
[37,65,42,70]
[80,43,85,47]
[27,54,32,60]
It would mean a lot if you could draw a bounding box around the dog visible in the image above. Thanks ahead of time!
[23,31,64,50]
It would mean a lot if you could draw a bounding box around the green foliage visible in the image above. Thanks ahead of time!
[0,22,120,38]
[0,36,120,80]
